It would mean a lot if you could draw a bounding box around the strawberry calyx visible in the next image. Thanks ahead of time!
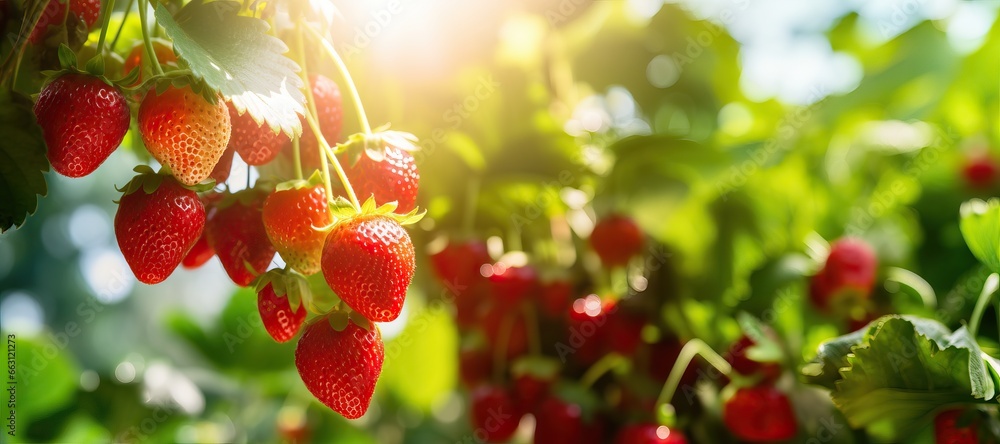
[114,165,214,203]
[320,196,425,229]
[275,170,325,193]
[325,307,373,332]
[38,45,125,92]
[336,126,419,167]
[253,268,312,314]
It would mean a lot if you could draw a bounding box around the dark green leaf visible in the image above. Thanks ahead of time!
[0,91,49,232]
[803,315,996,436]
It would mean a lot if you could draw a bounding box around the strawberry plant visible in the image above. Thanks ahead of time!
[2,0,999,443]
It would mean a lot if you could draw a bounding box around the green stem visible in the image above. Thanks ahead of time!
[654,338,731,409]
[580,353,628,389]
[492,311,516,384]
[109,0,135,51]
[462,176,480,238]
[292,135,303,181]
[137,0,163,75]
[95,0,116,55]
[969,273,999,338]
[304,24,372,135]
[1,0,53,88]
[296,27,359,209]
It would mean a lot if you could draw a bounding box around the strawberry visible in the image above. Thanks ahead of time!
[511,357,559,413]
[615,424,688,444]
[534,396,606,444]
[482,308,528,360]
[297,75,343,170]
[295,317,384,419]
[602,300,646,356]
[257,282,306,343]
[28,0,63,44]
[123,40,177,85]
[459,344,491,389]
[935,409,979,444]
[229,105,289,166]
[33,73,130,178]
[114,176,205,284]
[342,145,420,213]
[69,0,99,29]
[206,192,275,286]
[540,279,573,317]
[566,294,609,365]
[726,335,782,383]
[963,155,998,190]
[722,385,797,442]
[138,85,231,186]
[262,184,331,275]
[487,263,538,310]
[181,230,214,269]
[590,214,644,267]
[430,238,490,288]
[209,145,236,184]
[470,385,524,442]
[321,215,414,322]
[810,238,877,312]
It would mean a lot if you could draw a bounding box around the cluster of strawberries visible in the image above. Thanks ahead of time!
[423,217,902,443]
[34,33,421,419]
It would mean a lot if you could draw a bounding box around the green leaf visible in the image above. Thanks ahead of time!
[155,0,304,137]
[960,199,1000,274]
[803,315,996,436]
[0,91,49,232]
[8,332,79,424]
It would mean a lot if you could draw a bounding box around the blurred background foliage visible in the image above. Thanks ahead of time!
[2,0,999,442]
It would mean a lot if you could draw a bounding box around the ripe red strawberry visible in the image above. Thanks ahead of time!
[487,263,539,310]
[321,215,414,322]
[534,396,605,444]
[257,283,306,343]
[726,335,782,383]
[603,301,646,356]
[482,308,528,360]
[590,214,644,267]
[513,373,554,413]
[723,385,797,442]
[181,231,214,269]
[935,409,978,444]
[470,385,524,442]
[229,105,290,166]
[297,75,343,170]
[123,40,177,83]
[69,0,99,29]
[342,145,420,213]
[540,279,573,317]
[33,73,130,178]
[206,193,275,286]
[615,424,688,444]
[459,345,491,389]
[963,155,998,189]
[139,86,231,186]
[295,318,384,419]
[430,239,490,287]
[209,145,236,184]
[566,294,609,365]
[28,0,100,44]
[263,185,331,275]
[810,238,877,312]
[115,177,205,284]
[28,0,63,44]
